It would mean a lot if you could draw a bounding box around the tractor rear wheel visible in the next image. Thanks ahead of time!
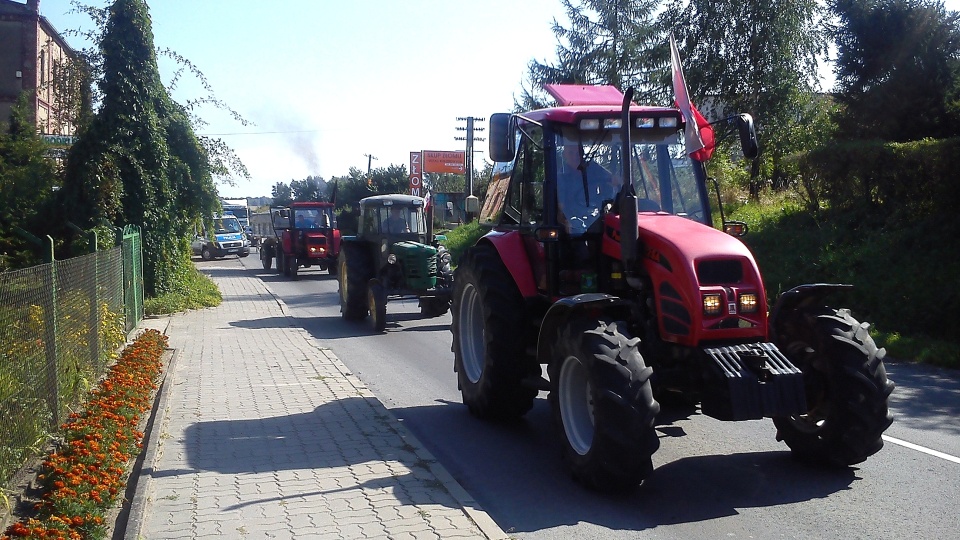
[549,318,660,491]
[288,256,299,278]
[338,243,372,320]
[772,307,895,466]
[276,251,286,274]
[451,244,537,419]
[368,279,387,332]
[260,247,272,270]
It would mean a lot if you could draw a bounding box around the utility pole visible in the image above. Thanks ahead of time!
[455,117,485,221]
[363,153,378,186]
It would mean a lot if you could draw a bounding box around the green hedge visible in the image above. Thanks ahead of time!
[794,138,960,219]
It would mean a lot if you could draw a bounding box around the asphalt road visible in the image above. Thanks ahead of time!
[218,254,960,539]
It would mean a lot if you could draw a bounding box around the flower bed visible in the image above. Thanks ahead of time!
[2,329,167,540]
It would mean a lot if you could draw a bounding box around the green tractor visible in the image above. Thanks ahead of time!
[337,194,453,331]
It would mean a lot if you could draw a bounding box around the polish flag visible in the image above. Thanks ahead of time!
[670,34,715,162]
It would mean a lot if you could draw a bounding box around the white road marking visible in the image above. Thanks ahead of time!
[883,435,960,464]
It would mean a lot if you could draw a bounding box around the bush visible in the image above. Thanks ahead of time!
[733,187,959,367]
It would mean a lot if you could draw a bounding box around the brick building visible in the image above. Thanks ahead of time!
[0,0,79,137]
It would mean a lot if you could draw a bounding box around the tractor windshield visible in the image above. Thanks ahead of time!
[372,205,423,235]
[556,125,709,227]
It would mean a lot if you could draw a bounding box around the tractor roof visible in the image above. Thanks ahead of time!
[360,194,425,208]
[288,201,334,208]
[524,84,681,126]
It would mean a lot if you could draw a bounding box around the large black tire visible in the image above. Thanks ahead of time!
[772,307,895,466]
[451,244,537,419]
[276,250,286,274]
[548,318,660,491]
[338,243,373,320]
[288,256,299,278]
[368,279,387,332]
[419,297,450,318]
[260,247,272,270]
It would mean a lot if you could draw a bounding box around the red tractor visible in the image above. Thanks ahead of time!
[259,201,341,277]
[450,84,894,491]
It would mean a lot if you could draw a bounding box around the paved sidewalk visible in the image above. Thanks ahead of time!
[123,261,507,539]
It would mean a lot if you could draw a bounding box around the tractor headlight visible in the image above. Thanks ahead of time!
[739,293,759,313]
[660,117,679,128]
[387,254,397,264]
[703,293,722,316]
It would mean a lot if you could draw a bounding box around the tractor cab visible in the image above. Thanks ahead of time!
[358,195,427,242]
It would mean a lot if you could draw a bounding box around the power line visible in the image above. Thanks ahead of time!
[199,129,321,136]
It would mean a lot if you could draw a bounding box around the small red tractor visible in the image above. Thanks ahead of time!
[259,201,341,278]
[450,84,895,491]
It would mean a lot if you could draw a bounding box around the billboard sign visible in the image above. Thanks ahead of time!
[409,152,423,196]
[422,150,465,174]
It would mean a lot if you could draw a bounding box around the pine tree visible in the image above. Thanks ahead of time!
[523,0,666,108]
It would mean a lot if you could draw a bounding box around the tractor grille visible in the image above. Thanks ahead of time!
[393,241,437,290]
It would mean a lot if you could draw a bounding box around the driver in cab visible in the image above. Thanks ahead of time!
[383,206,409,233]
[557,144,618,235]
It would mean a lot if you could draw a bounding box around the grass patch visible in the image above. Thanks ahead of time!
[439,220,486,267]
[144,264,221,316]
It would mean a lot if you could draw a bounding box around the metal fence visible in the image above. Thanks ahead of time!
[0,226,143,490]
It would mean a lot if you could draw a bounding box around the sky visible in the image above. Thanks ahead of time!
[37,0,566,198]
[35,0,960,198]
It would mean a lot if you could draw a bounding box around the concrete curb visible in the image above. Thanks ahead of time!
[122,323,180,540]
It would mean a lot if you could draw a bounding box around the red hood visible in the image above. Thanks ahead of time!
[637,214,755,266]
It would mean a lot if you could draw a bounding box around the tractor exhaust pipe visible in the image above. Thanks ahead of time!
[618,88,640,286]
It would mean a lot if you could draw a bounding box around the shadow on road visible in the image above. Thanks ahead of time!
[386,398,858,534]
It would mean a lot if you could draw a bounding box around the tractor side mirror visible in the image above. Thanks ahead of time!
[737,113,759,159]
[488,113,516,163]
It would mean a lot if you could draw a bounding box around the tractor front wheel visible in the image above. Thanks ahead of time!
[338,243,372,320]
[549,319,660,491]
[368,279,387,332]
[772,307,895,466]
[419,297,449,318]
[451,244,537,420]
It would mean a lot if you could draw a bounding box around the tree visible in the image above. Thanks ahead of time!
[522,0,666,109]
[271,182,293,206]
[60,0,220,295]
[291,175,327,202]
[661,0,827,195]
[830,0,960,141]
[0,94,60,269]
